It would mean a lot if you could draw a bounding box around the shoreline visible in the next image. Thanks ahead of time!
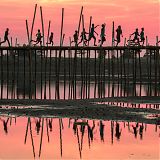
[0,97,159,125]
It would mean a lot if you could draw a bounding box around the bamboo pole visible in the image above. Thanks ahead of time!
[40,6,45,46]
[44,20,51,99]
[77,6,83,36]
[29,119,36,158]
[25,20,30,44]
[24,118,30,144]
[30,4,37,44]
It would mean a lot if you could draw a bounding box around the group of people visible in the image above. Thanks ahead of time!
[0,26,159,47]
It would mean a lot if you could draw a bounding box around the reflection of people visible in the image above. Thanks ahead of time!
[99,120,105,141]
[115,122,122,140]
[131,123,139,138]
[0,118,9,134]
[88,121,95,141]
[49,119,52,132]
[139,124,144,140]
[35,118,41,134]
[0,28,10,46]
[31,29,43,46]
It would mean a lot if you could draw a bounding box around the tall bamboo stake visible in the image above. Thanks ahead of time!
[40,6,45,46]
[25,20,30,44]
[30,4,37,44]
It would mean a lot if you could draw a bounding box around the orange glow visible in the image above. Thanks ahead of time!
[0,0,159,45]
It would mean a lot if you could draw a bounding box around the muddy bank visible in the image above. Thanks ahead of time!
[0,98,159,124]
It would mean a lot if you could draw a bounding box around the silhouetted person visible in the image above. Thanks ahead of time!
[115,122,122,140]
[87,122,95,141]
[35,118,41,134]
[140,28,145,46]
[78,28,88,46]
[71,30,78,46]
[0,28,10,46]
[130,28,140,44]
[88,23,99,46]
[99,120,105,141]
[139,124,144,140]
[99,23,106,46]
[46,32,54,46]
[31,29,43,46]
[49,119,52,132]
[115,25,123,46]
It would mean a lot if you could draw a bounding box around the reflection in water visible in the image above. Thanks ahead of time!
[0,116,159,159]
[0,79,160,99]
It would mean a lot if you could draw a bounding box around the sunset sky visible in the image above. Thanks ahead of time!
[0,0,159,45]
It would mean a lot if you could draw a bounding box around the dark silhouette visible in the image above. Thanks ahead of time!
[88,23,99,46]
[130,28,140,44]
[139,124,144,140]
[132,123,138,138]
[87,121,95,141]
[115,122,122,140]
[115,25,123,46]
[48,119,52,132]
[35,118,41,135]
[46,32,54,46]
[71,30,78,46]
[99,120,105,141]
[139,28,145,46]
[31,29,43,46]
[78,28,88,46]
[99,23,106,46]
[73,121,77,135]
[0,118,9,134]
[0,28,10,46]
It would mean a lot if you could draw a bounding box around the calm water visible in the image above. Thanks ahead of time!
[0,116,159,159]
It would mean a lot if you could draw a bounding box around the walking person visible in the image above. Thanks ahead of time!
[88,23,99,46]
[31,29,43,46]
[115,25,123,46]
[71,30,78,46]
[139,28,145,46]
[99,23,106,46]
[130,28,140,44]
[78,28,88,46]
[46,32,54,46]
[0,28,10,46]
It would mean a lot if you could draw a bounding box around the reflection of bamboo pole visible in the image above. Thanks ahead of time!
[24,118,30,144]
[30,119,36,158]
[76,127,82,158]
[46,118,50,143]
[111,121,114,144]
[39,118,44,157]
[30,4,37,44]
[59,119,63,157]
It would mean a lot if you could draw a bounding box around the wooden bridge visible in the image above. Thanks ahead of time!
[0,45,159,100]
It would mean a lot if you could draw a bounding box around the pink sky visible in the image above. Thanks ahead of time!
[0,0,159,45]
